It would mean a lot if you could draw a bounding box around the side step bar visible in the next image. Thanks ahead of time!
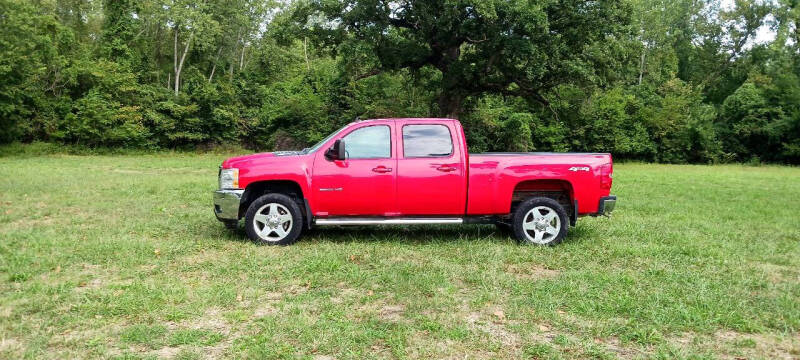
[315,218,464,226]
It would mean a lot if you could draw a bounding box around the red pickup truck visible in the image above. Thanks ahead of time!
[214,118,615,245]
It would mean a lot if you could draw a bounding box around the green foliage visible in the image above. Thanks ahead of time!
[718,76,795,163]
[0,0,72,143]
[646,80,720,163]
[462,96,538,153]
[0,0,799,163]
[464,81,719,163]
[577,87,656,159]
[299,0,634,117]
[56,60,150,147]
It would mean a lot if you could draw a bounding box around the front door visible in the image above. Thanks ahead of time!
[312,123,396,216]
[396,121,467,215]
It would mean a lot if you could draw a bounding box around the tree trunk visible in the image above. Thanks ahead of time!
[173,27,178,92]
[239,44,246,71]
[304,37,310,70]
[174,28,193,94]
[209,47,222,82]
[208,64,217,83]
[230,30,241,80]
[437,92,463,119]
[638,49,646,85]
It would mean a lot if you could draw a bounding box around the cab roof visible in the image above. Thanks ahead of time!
[355,117,457,123]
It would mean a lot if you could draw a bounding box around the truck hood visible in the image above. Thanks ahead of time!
[221,151,305,168]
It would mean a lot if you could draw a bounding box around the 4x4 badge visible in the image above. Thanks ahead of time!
[568,167,590,172]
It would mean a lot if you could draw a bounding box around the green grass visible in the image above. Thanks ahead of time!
[1,152,799,359]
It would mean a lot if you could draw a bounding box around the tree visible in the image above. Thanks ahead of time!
[0,0,76,143]
[296,0,633,117]
[159,0,220,94]
[101,0,140,64]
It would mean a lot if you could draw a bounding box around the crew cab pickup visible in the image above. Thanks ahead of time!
[214,118,615,245]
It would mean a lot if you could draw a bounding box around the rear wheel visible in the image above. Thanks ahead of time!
[512,197,568,246]
[244,193,303,245]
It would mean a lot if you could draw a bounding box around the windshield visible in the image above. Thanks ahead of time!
[302,125,349,154]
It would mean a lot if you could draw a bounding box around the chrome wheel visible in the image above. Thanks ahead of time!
[522,206,561,244]
[252,203,293,242]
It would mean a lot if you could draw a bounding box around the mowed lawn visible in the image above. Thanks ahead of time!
[0,153,799,360]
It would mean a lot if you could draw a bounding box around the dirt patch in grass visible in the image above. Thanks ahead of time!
[71,263,131,293]
[388,254,427,266]
[378,304,405,322]
[311,355,336,360]
[253,301,278,318]
[405,337,463,359]
[0,307,12,318]
[151,346,181,358]
[457,304,524,357]
[8,215,56,229]
[171,308,229,333]
[664,330,800,359]
[713,330,800,359]
[0,337,22,354]
[593,336,646,359]
[47,323,127,357]
[7,205,89,230]
[756,262,799,284]
[353,301,408,324]
[75,278,104,291]
[330,286,359,304]
[180,248,227,266]
[504,263,561,280]
[160,308,235,359]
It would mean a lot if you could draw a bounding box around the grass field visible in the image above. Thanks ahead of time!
[0,153,799,359]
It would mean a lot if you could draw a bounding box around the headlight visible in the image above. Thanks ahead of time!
[219,168,239,189]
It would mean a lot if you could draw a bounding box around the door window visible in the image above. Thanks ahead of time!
[342,125,391,159]
[402,124,453,158]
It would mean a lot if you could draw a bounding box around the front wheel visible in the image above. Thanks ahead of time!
[512,197,569,246]
[244,193,303,245]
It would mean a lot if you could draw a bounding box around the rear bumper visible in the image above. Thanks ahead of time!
[594,195,617,216]
[213,189,244,221]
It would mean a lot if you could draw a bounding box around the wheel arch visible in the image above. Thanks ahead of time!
[509,179,575,224]
[239,180,312,229]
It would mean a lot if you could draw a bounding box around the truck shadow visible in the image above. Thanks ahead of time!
[301,224,508,245]
[219,222,594,246]
[297,224,594,246]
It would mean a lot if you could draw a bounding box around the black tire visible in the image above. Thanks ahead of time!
[512,197,569,246]
[244,193,303,245]
[222,220,239,230]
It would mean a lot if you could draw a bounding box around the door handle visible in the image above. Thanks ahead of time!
[436,165,457,172]
[372,166,393,173]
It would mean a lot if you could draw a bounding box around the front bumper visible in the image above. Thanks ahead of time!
[595,195,617,216]
[213,189,244,221]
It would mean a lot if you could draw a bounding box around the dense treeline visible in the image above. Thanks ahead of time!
[1,0,799,163]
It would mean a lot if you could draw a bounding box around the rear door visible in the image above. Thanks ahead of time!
[312,122,397,216]
[395,120,467,215]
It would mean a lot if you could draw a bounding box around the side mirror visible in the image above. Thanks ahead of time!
[325,139,346,160]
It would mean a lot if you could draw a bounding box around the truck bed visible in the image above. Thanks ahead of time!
[465,152,613,216]
[471,152,611,156]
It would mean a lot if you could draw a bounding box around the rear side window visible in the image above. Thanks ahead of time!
[402,124,454,158]
[342,125,391,159]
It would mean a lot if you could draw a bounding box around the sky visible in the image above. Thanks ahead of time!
[721,0,777,44]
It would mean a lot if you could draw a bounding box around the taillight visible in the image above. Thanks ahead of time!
[600,163,613,189]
